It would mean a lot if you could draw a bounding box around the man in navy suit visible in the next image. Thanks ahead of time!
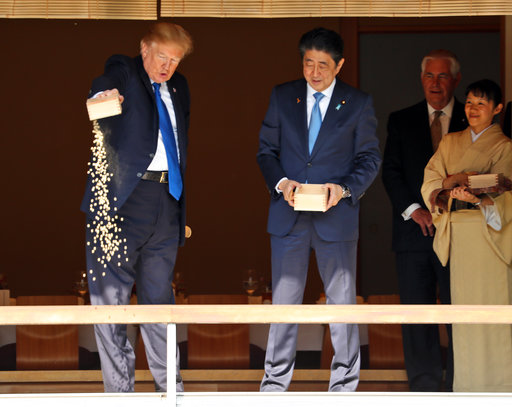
[382,49,466,391]
[257,27,381,391]
[81,22,192,392]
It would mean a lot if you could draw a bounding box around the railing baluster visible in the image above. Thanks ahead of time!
[167,323,176,406]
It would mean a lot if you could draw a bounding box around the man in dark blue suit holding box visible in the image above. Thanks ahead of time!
[81,22,192,393]
[257,27,381,392]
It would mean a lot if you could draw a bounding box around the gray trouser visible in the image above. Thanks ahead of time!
[86,180,183,392]
[261,212,360,392]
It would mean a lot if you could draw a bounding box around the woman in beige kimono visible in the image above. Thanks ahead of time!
[421,79,512,392]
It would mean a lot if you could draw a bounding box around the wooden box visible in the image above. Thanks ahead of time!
[294,184,328,212]
[86,93,122,121]
[468,173,501,189]
[468,173,511,195]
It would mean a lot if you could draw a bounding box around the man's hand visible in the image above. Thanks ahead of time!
[278,179,301,208]
[410,208,434,237]
[95,88,125,104]
[325,183,343,211]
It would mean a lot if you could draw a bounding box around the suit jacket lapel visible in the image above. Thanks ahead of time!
[418,101,434,155]
[449,99,467,133]
[136,55,155,99]
[309,80,348,159]
[167,76,186,174]
[419,99,467,155]
[135,55,161,145]
[294,80,308,158]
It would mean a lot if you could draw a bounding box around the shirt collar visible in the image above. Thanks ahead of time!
[471,123,496,142]
[150,80,169,92]
[306,78,336,101]
[427,97,455,118]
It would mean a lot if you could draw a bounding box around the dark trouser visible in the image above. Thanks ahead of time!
[86,180,182,392]
[396,250,453,391]
[261,212,360,392]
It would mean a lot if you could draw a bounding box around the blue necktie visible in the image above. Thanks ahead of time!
[153,82,183,200]
[308,92,325,154]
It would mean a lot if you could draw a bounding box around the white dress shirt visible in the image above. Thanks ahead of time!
[306,78,336,126]
[427,98,455,140]
[276,78,337,192]
[147,80,181,171]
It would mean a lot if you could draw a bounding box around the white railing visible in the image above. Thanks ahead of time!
[2,304,512,406]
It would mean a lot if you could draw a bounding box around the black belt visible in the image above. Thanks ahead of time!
[141,171,168,183]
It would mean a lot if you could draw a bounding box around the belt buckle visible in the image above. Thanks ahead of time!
[160,172,167,183]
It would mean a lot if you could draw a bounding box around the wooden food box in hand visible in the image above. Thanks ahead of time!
[468,173,512,195]
[86,93,122,121]
[294,184,328,212]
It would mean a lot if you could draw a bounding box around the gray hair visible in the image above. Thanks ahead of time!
[421,49,460,77]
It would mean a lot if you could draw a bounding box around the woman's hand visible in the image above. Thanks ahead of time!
[450,186,479,204]
[442,173,468,189]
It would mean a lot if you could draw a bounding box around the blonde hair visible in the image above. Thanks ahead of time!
[140,22,193,57]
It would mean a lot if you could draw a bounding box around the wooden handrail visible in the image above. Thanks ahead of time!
[0,369,408,383]
[0,304,511,325]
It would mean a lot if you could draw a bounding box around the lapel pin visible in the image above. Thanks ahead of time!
[173,87,177,93]
[297,98,301,104]
[336,100,346,110]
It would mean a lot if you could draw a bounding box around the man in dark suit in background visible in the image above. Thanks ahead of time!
[81,22,193,392]
[382,49,467,391]
[257,27,381,392]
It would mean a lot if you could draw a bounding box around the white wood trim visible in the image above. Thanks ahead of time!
[1,304,512,325]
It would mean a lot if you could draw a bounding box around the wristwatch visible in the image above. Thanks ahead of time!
[340,184,351,199]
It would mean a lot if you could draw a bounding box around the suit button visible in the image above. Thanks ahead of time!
[137,172,142,177]
[307,162,312,167]
[149,153,155,158]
